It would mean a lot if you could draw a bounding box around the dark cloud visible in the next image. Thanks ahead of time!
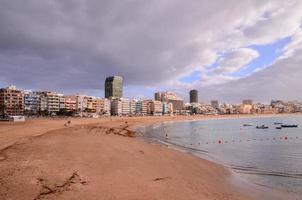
[0,0,301,101]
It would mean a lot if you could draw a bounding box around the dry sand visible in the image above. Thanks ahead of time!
[0,115,298,200]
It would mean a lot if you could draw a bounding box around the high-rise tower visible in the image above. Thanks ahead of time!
[189,90,198,103]
[105,76,123,99]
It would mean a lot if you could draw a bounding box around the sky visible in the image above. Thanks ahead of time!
[0,0,302,103]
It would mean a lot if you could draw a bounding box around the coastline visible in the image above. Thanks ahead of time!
[0,114,300,199]
[133,115,301,200]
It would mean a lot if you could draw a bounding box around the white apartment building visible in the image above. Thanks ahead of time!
[136,100,148,115]
[121,98,130,115]
[129,99,137,115]
[58,94,65,110]
[111,99,122,116]
[96,98,111,115]
[46,92,60,113]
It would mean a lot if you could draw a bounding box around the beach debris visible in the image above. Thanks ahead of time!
[34,172,87,200]
[153,177,171,181]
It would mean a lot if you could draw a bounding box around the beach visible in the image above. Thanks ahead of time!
[0,115,297,200]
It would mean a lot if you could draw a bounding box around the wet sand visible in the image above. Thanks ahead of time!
[0,115,298,200]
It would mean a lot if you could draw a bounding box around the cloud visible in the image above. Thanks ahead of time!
[213,48,259,74]
[199,45,302,103]
[0,0,302,101]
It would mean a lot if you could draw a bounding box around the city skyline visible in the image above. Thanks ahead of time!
[1,1,302,103]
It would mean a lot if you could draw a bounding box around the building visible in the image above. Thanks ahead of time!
[189,90,198,103]
[168,99,184,114]
[110,99,122,116]
[46,92,60,114]
[121,99,130,115]
[154,92,162,101]
[36,91,48,112]
[65,94,88,116]
[96,98,111,115]
[23,90,40,115]
[162,102,169,115]
[160,91,179,101]
[150,100,162,115]
[129,99,137,115]
[154,91,184,114]
[64,96,77,112]
[211,100,219,109]
[242,99,253,114]
[105,76,123,99]
[83,96,96,113]
[136,100,148,115]
[58,94,65,110]
[0,86,24,116]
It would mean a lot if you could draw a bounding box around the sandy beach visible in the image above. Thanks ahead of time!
[0,115,298,200]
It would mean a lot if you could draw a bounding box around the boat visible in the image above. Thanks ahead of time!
[281,124,298,128]
[243,123,253,126]
[274,122,283,125]
[276,127,282,129]
[256,125,269,129]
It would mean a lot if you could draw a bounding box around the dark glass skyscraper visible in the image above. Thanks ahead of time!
[105,76,123,99]
[189,89,198,103]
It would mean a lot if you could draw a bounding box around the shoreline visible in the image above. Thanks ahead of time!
[131,113,302,199]
[0,114,300,199]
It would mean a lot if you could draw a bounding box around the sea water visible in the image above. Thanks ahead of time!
[137,116,302,195]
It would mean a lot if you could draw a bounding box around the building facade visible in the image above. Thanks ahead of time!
[0,86,24,116]
[189,90,198,103]
[46,92,60,114]
[121,99,130,115]
[96,98,111,115]
[23,90,40,115]
[105,76,123,99]
[111,99,122,116]
[150,100,163,115]
[64,96,77,112]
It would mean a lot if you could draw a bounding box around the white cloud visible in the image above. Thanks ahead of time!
[198,46,302,103]
[213,48,259,74]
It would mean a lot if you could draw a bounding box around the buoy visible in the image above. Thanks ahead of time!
[285,136,288,140]
[218,140,222,144]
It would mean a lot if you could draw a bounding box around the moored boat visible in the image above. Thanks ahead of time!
[281,124,298,128]
[256,125,269,129]
[243,123,253,126]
